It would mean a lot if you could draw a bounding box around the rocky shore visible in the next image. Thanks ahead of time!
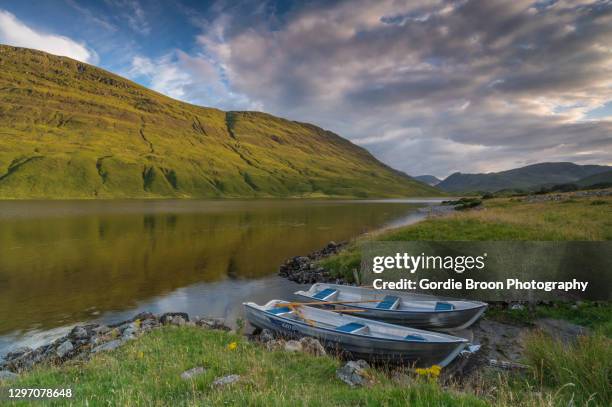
[278,241,347,283]
[0,312,229,377]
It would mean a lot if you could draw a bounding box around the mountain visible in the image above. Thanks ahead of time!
[577,169,612,187]
[414,175,441,186]
[0,45,439,199]
[437,162,611,193]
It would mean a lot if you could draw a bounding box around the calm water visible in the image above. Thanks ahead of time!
[0,199,437,355]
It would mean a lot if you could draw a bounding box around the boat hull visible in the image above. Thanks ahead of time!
[244,304,467,367]
[295,284,488,330]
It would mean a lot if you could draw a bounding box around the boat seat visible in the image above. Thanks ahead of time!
[312,288,338,301]
[435,302,455,311]
[336,322,369,334]
[268,306,294,316]
[405,334,426,341]
[376,295,400,310]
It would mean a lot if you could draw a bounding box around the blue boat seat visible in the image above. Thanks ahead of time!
[268,306,293,316]
[376,295,400,310]
[405,334,426,341]
[312,288,338,301]
[336,322,369,334]
[435,302,455,311]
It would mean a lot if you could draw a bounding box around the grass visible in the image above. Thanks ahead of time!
[524,332,611,406]
[3,327,485,406]
[321,195,612,281]
[3,326,610,406]
[0,45,440,199]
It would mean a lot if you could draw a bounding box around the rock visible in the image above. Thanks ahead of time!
[195,317,230,331]
[259,329,275,343]
[510,303,525,311]
[92,339,123,353]
[534,318,589,344]
[212,374,240,387]
[132,311,156,321]
[121,322,140,340]
[160,312,189,325]
[336,360,370,387]
[265,339,285,351]
[70,326,88,339]
[180,366,206,380]
[298,337,326,356]
[0,370,18,381]
[55,341,74,358]
[5,346,32,360]
[92,325,110,335]
[171,316,186,326]
[283,340,302,352]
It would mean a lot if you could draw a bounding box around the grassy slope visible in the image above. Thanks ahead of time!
[5,327,484,407]
[0,45,440,199]
[5,326,610,406]
[321,195,612,281]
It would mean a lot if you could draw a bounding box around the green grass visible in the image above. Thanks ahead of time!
[524,332,611,406]
[0,45,440,199]
[4,326,609,406]
[321,196,612,281]
[3,327,485,406]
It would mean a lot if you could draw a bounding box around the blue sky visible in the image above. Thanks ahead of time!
[0,0,611,177]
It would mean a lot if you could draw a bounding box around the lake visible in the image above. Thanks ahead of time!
[0,199,439,355]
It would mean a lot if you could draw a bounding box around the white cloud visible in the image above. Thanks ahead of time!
[0,9,97,63]
[127,51,259,111]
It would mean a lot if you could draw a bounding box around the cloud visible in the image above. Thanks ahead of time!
[127,50,259,111]
[0,9,97,63]
[106,0,150,35]
[184,0,612,177]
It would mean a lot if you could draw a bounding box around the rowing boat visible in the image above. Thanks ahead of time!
[243,300,469,367]
[294,283,487,330]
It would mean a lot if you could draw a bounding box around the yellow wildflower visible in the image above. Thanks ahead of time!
[415,365,442,379]
[227,342,238,351]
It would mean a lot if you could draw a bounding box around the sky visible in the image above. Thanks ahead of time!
[0,0,611,178]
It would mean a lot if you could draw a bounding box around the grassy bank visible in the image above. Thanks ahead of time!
[321,194,612,281]
[4,326,610,406]
[4,327,483,406]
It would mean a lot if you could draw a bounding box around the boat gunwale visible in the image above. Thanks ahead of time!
[295,284,488,314]
[243,302,469,345]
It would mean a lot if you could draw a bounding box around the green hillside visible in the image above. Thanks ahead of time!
[0,45,439,199]
[577,169,612,187]
[437,162,611,193]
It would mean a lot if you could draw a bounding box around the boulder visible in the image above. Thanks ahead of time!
[70,326,88,340]
[212,374,240,387]
[92,339,123,353]
[55,341,74,358]
[298,337,326,356]
[160,312,189,325]
[283,340,302,352]
[258,329,275,343]
[336,360,371,387]
[194,317,230,331]
[5,347,32,360]
[180,366,206,380]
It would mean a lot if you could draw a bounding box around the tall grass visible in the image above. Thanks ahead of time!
[524,332,611,406]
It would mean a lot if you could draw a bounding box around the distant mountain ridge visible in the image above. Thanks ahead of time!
[437,162,611,193]
[0,45,440,199]
[414,175,441,186]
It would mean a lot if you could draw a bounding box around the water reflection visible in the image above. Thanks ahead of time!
[0,199,431,347]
